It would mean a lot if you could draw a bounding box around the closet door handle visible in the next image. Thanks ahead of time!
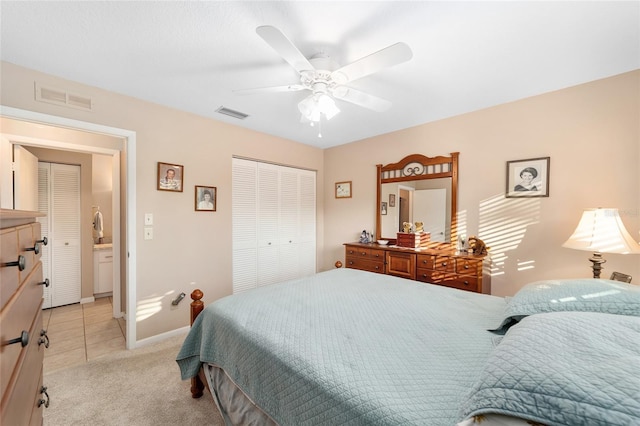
[37,278,50,287]
[7,330,29,347]
[38,386,50,408]
[39,330,50,348]
[3,255,26,270]
[36,237,48,246]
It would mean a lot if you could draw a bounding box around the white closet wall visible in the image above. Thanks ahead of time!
[232,158,316,294]
[38,162,81,308]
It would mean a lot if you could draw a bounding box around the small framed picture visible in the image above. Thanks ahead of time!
[157,162,184,192]
[389,193,396,207]
[381,202,388,215]
[335,181,352,198]
[195,185,216,211]
[506,157,550,198]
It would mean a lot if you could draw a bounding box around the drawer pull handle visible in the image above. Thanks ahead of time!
[39,330,50,348]
[37,278,50,288]
[3,255,26,271]
[36,237,48,246]
[7,330,29,347]
[361,252,366,256]
[441,262,447,267]
[349,261,354,265]
[38,386,50,408]
[464,281,469,286]
[25,243,40,254]
[104,256,113,259]
[464,265,469,269]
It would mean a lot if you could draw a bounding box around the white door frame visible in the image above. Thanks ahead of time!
[0,105,137,349]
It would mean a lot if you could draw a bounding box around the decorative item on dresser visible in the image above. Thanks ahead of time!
[1,209,51,425]
[344,242,490,294]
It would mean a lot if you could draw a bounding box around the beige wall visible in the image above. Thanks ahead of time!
[324,70,640,296]
[1,60,638,342]
[1,61,324,341]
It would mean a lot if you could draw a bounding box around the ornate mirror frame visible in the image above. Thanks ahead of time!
[375,152,459,244]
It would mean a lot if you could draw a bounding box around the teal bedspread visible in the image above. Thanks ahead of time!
[176,268,506,425]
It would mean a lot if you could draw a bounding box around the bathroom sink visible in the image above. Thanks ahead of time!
[93,243,113,250]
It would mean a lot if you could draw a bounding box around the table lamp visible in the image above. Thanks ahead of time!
[562,208,640,278]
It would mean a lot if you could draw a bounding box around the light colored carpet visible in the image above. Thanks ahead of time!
[44,333,224,426]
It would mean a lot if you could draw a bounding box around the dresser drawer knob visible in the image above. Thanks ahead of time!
[3,255,26,271]
[7,330,29,347]
[38,386,50,408]
[464,265,469,269]
[39,330,50,348]
[348,261,354,265]
[463,281,469,285]
[36,237,48,246]
[25,243,41,254]
[37,278,50,288]
[441,262,447,267]
[361,252,366,256]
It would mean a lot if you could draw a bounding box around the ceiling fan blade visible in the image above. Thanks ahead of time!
[332,42,413,84]
[256,26,314,74]
[234,84,306,95]
[332,87,392,112]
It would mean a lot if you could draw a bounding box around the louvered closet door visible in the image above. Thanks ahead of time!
[232,158,316,294]
[298,170,317,276]
[37,163,52,309]
[257,162,280,287]
[51,164,81,307]
[232,159,258,293]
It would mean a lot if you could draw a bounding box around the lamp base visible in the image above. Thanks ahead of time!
[588,252,606,279]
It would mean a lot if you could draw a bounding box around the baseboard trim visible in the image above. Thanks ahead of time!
[134,326,190,349]
[80,297,95,304]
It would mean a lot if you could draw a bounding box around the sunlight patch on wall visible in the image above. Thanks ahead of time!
[478,195,542,276]
[136,290,179,322]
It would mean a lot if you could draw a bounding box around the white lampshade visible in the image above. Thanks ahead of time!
[562,208,640,254]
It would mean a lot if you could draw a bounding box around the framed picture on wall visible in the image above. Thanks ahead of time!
[506,157,550,198]
[381,202,388,215]
[389,193,396,207]
[157,162,184,192]
[335,181,352,198]
[195,185,216,211]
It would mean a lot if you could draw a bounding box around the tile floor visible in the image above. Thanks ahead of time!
[42,296,126,373]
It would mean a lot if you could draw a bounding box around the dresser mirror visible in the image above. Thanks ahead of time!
[375,153,459,244]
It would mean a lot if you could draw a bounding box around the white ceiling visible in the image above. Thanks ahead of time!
[1,1,638,149]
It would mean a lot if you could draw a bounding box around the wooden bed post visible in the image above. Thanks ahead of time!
[190,289,205,399]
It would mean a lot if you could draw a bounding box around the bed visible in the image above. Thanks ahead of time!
[176,268,640,426]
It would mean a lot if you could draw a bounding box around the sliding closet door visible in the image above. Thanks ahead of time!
[232,158,316,294]
[38,162,81,308]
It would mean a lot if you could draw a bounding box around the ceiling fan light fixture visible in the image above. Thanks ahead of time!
[298,93,340,123]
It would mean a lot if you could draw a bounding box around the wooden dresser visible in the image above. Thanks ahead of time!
[1,209,50,425]
[344,242,491,294]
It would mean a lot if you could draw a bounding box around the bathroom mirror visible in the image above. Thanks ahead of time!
[375,153,459,244]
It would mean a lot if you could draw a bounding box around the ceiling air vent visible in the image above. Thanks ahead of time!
[35,82,93,111]
[216,106,249,120]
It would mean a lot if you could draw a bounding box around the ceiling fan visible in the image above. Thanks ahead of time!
[235,26,413,129]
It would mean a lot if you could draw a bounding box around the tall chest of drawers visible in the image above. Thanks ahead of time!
[1,209,50,425]
[344,242,491,294]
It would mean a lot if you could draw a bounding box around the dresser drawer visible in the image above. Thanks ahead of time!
[345,246,384,260]
[0,263,44,398]
[1,307,45,426]
[1,228,20,310]
[456,258,481,274]
[345,256,385,273]
[17,224,37,284]
[416,254,435,269]
[433,255,455,273]
[0,310,46,425]
[441,276,479,292]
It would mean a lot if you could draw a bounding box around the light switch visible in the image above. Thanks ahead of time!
[144,227,153,240]
[144,213,153,225]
